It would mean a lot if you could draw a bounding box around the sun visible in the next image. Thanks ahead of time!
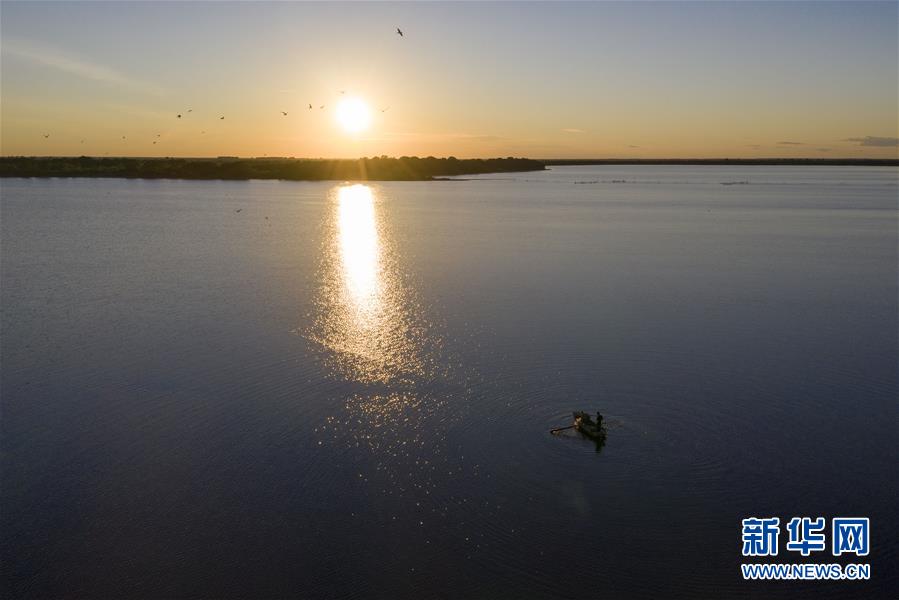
[335,98,371,134]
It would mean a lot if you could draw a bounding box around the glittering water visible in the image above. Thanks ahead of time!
[1,167,897,598]
[307,184,435,384]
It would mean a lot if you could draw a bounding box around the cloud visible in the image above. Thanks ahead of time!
[383,132,507,142]
[843,136,898,147]
[562,128,584,134]
[3,38,165,97]
[458,134,507,142]
[777,141,805,145]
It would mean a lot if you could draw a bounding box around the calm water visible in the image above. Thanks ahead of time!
[2,166,897,598]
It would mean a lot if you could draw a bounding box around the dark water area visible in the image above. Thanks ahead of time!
[2,166,897,598]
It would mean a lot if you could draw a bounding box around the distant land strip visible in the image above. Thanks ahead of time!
[2,157,896,181]
[543,158,899,167]
[0,156,545,181]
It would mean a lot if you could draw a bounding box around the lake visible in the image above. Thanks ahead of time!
[2,166,897,598]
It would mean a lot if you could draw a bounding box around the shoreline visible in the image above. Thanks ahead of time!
[0,156,546,182]
[543,158,899,167]
[1,156,896,182]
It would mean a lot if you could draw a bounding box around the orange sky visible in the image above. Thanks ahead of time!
[2,2,897,158]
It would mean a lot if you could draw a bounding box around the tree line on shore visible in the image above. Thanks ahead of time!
[0,156,546,181]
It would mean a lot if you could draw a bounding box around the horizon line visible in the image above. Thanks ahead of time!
[3,155,897,165]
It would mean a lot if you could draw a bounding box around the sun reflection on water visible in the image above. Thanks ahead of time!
[337,184,381,324]
[308,184,431,384]
[306,185,479,547]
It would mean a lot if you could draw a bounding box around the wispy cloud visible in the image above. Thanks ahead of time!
[843,136,898,147]
[458,134,507,142]
[562,128,584,134]
[382,131,507,143]
[777,141,805,146]
[3,38,166,97]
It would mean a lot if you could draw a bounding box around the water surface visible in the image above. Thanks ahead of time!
[2,166,897,598]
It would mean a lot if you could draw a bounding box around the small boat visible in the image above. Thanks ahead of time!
[572,411,605,440]
[551,411,606,441]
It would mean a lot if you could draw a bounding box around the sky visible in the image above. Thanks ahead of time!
[1,1,897,159]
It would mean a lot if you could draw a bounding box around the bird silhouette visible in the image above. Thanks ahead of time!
[339,90,346,95]
[319,105,324,109]
[187,109,193,113]
[122,136,126,140]
[308,103,313,109]
[43,134,50,138]
[177,114,181,118]
[381,106,390,113]
[80,139,84,143]
[397,27,403,37]
[220,116,225,120]
[281,111,288,116]
[152,141,157,144]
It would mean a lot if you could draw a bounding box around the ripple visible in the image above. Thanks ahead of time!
[304,184,442,385]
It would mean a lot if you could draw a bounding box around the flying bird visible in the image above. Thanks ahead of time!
[319,105,324,109]
[220,116,225,120]
[381,106,390,113]
[396,27,403,37]
[339,90,346,95]
[177,114,181,118]
[281,111,288,116]
[42,134,50,138]
[187,109,193,113]
[308,103,313,109]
